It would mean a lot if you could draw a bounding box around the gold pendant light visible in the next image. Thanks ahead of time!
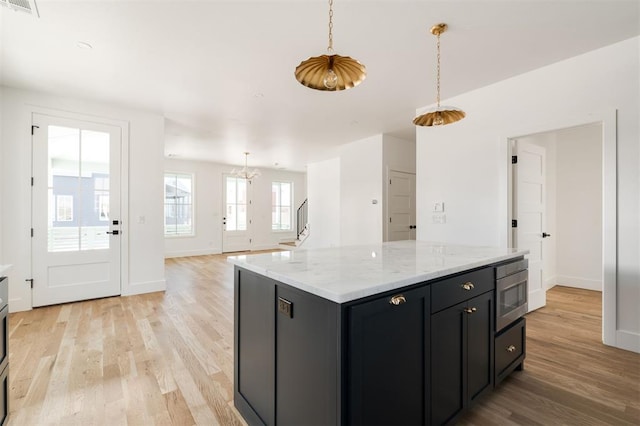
[414,23,465,126]
[295,0,366,91]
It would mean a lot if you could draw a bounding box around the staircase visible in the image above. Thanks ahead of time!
[279,199,309,249]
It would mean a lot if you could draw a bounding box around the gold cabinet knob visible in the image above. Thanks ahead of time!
[461,282,475,291]
[389,295,407,306]
[506,345,516,353]
[463,307,477,314]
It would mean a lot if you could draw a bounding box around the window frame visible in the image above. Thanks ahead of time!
[271,181,293,232]
[56,194,74,222]
[164,172,195,237]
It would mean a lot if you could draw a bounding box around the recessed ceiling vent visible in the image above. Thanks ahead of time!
[0,0,40,17]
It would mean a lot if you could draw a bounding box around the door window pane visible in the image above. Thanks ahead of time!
[272,182,292,230]
[47,126,111,252]
[225,176,247,231]
[164,173,194,236]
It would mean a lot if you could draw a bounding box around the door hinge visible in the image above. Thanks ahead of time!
[389,217,392,223]
[25,278,33,288]
[511,155,518,164]
[249,238,252,243]
[389,179,392,185]
[31,177,34,186]
[511,220,517,228]
[31,125,40,135]
[31,228,34,237]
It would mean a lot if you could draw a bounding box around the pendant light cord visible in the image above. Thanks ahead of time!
[436,32,441,107]
[327,0,334,52]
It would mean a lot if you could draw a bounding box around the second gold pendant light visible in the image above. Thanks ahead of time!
[295,0,366,91]
[414,23,466,126]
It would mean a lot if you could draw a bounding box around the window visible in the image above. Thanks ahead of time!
[272,182,292,231]
[164,173,194,236]
[56,195,74,222]
[225,176,247,231]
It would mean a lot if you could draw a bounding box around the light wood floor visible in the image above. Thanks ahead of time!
[7,254,640,425]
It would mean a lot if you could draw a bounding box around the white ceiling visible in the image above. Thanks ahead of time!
[1,0,638,171]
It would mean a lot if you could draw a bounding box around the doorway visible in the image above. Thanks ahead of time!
[509,118,613,343]
[386,170,417,241]
[31,114,122,306]
[222,175,252,252]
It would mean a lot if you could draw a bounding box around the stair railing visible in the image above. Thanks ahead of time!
[296,198,308,240]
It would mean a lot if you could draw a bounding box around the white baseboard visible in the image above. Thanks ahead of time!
[122,279,166,296]
[545,275,557,290]
[614,330,640,354]
[165,248,222,259]
[8,297,32,313]
[555,275,602,291]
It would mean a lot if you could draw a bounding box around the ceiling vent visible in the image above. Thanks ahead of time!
[0,0,39,17]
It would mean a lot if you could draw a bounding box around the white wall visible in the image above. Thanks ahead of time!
[307,134,415,248]
[416,37,639,352]
[305,157,341,249]
[555,124,603,291]
[164,158,306,257]
[1,87,166,312]
[340,135,384,246]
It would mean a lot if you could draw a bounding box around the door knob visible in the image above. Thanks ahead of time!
[542,232,551,238]
[107,230,119,235]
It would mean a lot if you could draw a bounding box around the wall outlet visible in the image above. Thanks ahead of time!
[432,213,447,224]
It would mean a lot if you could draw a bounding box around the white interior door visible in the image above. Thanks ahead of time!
[32,114,121,307]
[388,170,417,241]
[514,140,546,311]
[223,175,252,252]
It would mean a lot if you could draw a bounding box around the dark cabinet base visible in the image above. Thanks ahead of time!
[234,260,526,426]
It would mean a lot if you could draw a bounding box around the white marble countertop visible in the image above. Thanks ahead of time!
[228,241,528,303]
[0,265,11,276]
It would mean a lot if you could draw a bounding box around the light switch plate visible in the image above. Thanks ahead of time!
[434,202,445,212]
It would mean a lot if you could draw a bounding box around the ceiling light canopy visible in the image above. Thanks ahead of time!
[231,152,261,180]
[295,0,366,91]
[414,23,465,127]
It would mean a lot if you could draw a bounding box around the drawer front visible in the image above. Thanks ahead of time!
[495,318,525,376]
[0,277,6,311]
[431,267,494,313]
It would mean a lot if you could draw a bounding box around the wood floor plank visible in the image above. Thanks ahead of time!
[7,254,639,425]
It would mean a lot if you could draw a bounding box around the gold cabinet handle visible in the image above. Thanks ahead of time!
[389,295,406,306]
[506,345,516,353]
[463,307,477,314]
[461,282,475,291]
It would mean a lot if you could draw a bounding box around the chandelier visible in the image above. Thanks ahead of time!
[294,0,366,91]
[414,23,465,126]
[231,152,261,180]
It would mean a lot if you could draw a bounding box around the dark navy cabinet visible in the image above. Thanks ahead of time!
[348,286,430,425]
[0,276,8,426]
[234,259,523,426]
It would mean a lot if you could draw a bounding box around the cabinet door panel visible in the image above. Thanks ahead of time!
[348,287,430,426]
[431,301,465,425]
[276,286,338,426]
[467,292,494,402]
[235,269,275,425]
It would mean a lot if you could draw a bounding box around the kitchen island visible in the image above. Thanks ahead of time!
[229,241,528,426]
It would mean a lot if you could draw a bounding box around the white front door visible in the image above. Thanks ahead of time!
[514,140,546,311]
[222,175,252,252]
[32,114,121,307]
[388,170,416,241]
